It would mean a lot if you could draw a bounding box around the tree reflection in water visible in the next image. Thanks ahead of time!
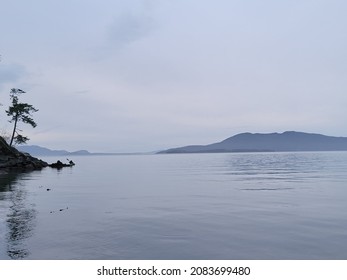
[0,172,37,259]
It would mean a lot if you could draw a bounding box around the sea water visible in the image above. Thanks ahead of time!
[0,152,347,259]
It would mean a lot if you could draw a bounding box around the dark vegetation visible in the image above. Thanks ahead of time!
[6,88,38,147]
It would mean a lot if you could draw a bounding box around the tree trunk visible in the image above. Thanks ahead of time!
[9,114,18,147]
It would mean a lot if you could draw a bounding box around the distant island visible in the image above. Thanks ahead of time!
[17,145,145,156]
[158,131,347,154]
[17,145,92,156]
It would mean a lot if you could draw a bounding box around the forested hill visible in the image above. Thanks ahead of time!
[159,131,347,154]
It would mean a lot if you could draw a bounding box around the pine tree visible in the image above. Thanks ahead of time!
[6,88,38,146]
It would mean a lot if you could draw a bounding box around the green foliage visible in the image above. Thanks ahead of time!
[6,88,38,146]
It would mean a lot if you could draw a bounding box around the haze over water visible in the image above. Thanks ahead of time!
[1,152,347,259]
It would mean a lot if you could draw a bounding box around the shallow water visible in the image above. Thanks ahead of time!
[1,152,347,259]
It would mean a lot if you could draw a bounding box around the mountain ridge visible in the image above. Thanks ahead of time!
[17,145,93,156]
[17,145,146,156]
[158,131,347,154]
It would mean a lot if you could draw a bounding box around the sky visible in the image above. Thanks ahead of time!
[0,0,346,153]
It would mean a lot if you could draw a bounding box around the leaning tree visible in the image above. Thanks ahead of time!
[6,88,38,147]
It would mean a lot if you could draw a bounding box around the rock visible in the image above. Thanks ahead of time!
[0,136,48,172]
[49,160,75,169]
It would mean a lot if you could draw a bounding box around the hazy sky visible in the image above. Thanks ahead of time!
[1,0,346,152]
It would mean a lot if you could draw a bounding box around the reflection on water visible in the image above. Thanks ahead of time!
[0,172,37,259]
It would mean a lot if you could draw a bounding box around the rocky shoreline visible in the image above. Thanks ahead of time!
[0,137,48,172]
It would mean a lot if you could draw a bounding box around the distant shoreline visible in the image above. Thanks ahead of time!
[16,131,347,156]
[158,131,347,154]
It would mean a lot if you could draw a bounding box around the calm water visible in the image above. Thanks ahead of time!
[1,152,347,260]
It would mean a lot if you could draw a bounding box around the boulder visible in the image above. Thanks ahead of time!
[0,137,48,171]
[49,160,75,169]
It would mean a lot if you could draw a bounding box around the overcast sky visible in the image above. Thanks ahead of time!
[1,0,346,152]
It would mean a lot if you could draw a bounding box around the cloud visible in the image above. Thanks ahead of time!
[1,0,347,152]
[107,9,155,49]
[0,63,26,90]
